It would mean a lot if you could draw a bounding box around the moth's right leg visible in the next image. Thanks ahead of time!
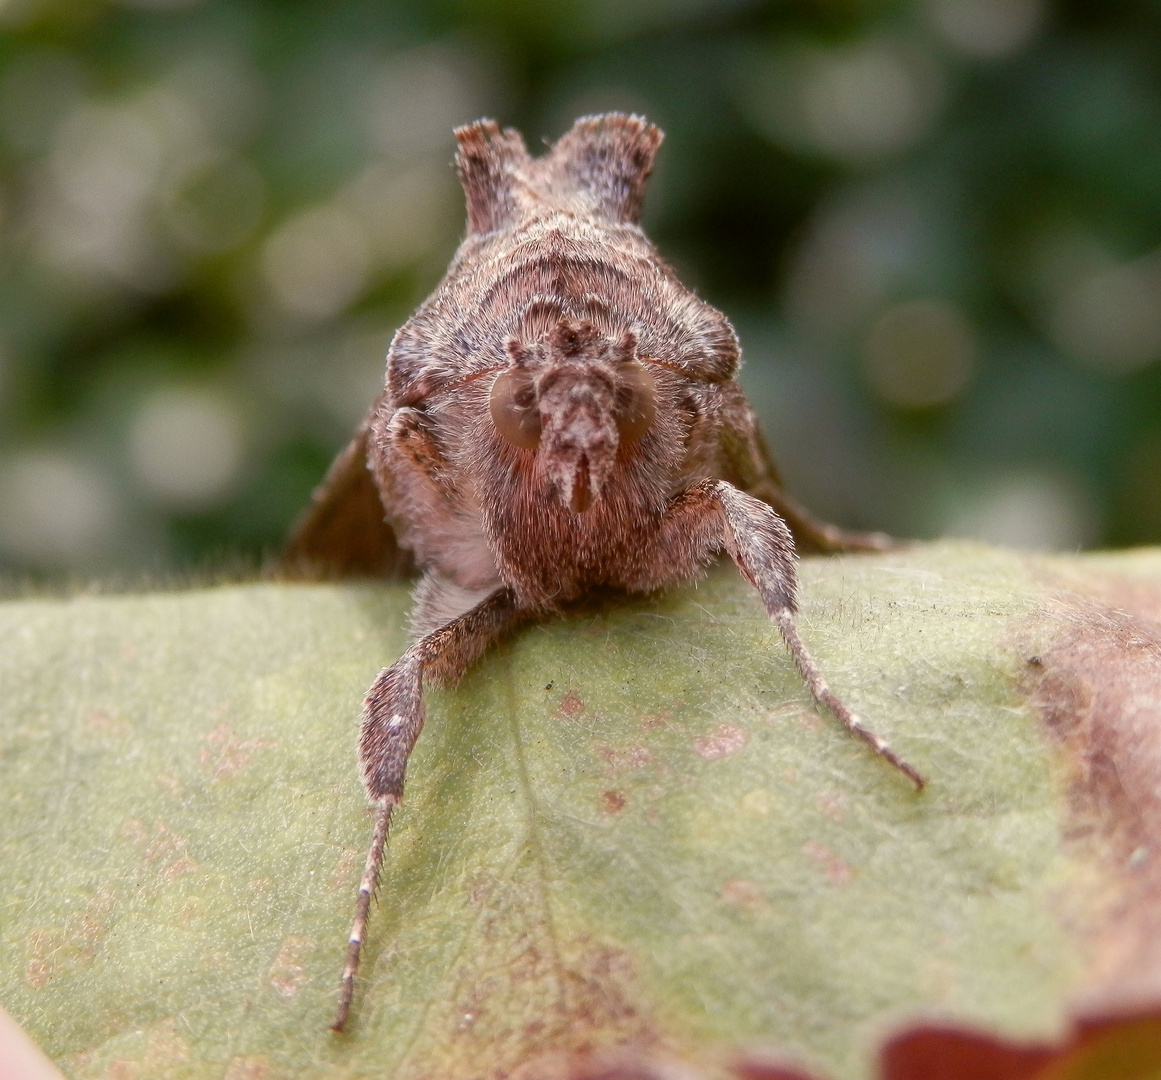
[334,585,524,1032]
[638,480,924,791]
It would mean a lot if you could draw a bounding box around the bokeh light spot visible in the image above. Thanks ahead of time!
[946,471,1096,551]
[128,387,244,509]
[262,204,370,323]
[801,40,940,162]
[339,162,454,271]
[741,37,944,166]
[1047,252,1161,374]
[364,46,485,159]
[782,184,933,341]
[0,451,120,566]
[925,0,1047,59]
[862,298,975,409]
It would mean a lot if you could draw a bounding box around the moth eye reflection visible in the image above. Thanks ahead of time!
[489,369,542,450]
[614,362,656,443]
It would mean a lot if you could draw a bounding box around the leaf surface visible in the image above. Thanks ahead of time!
[3,542,1161,1079]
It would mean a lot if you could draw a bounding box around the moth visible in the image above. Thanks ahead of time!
[282,113,926,1033]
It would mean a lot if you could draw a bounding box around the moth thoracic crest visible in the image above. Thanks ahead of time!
[281,112,923,1033]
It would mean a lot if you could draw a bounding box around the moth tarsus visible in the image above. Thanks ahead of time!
[282,112,927,1033]
[332,795,393,1033]
[773,610,926,791]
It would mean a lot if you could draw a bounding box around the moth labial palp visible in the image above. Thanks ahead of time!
[279,111,926,1034]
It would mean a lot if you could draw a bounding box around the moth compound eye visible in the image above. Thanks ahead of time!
[489,369,542,450]
[614,362,656,443]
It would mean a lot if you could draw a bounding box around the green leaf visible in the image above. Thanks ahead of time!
[3,541,1159,1079]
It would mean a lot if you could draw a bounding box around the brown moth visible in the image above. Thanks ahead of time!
[282,113,926,1033]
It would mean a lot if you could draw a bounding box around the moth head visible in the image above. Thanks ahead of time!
[489,322,657,514]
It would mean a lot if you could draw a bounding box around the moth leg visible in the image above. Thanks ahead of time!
[663,479,925,790]
[333,586,524,1032]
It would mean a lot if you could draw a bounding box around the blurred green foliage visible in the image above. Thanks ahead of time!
[2,0,1161,576]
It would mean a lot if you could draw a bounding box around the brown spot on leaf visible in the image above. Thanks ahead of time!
[1021,576,1161,1004]
[329,848,360,892]
[639,712,672,732]
[160,856,198,881]
[796,712,825,732]
[223,1056,275,1080]
[24,926,66,989]
[817,792,845,823]
[144,825,193,874]
[141,1018,190,1072]
[732,1053,823,1080]
[692,723,749,760]
[406,863,657,1080]
[468,871,496,909]
[200,722,274,781]
[558,689,585,717]
[23,886,113,988]
[513,1044,686,1080]
[802,841,853,887]
[601,790,627,814]
[120,817,149,845]
[77,885,114,944]
[721,878,766,911]
[96,1018,191,1078]
[122,820,198,880]
[82,708,129,737]
[268,935,312,998]
[592,744,651,776]
[560,939,656,1045]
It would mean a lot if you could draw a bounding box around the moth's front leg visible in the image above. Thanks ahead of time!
[334,585,524,1032]
[359,585,521,799]
[658,479,925,790]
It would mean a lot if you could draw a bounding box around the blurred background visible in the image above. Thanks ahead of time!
[1,0,1159,578]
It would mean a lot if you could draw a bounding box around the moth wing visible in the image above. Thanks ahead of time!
[719,384,894,554]
[280,405,414,579]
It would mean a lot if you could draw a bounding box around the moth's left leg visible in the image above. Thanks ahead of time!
[653,479,925,790]
[335,586,525,1032]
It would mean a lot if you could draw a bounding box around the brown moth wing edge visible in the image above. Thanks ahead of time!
[279,404,414,580]
[718,385,896,555]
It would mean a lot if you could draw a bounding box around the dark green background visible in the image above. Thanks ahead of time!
[1,0,1160,577]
